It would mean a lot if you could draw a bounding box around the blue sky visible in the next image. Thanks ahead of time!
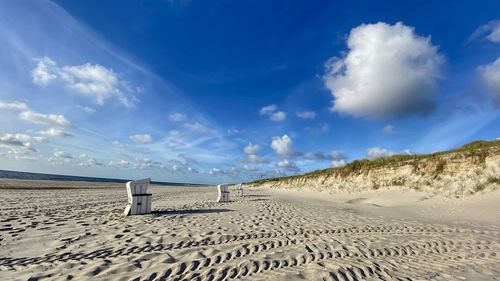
[0,0,498,184]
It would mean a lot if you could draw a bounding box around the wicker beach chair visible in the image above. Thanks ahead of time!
[236,183,244,197]
[123,178,152,215]
[217,184,230,202]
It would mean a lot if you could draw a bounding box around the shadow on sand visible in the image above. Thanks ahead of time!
[243,194,271,198]
[152,209,232,216]
[248,198,268,202]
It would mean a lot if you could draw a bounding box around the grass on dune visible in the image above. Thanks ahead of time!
[250,139,500,185]
[488,176,500,184]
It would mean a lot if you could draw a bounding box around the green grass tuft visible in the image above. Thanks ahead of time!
[487,177,500,184]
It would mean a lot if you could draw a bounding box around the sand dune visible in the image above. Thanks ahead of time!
[1,180,499,280]
[251,140,500,199]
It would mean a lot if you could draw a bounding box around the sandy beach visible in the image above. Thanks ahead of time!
[1,179,500,280]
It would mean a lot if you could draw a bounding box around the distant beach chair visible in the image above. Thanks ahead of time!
[236,183,244,197]
[217,184,230,203]
[123,178,152,216]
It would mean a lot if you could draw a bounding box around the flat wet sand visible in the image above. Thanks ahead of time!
[0,180,499,280]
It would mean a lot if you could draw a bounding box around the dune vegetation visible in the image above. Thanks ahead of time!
[250,140,500,196]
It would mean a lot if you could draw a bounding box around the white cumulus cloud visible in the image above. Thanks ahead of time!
[133,158,166,170]
[0,100,71,127]
[77,154,103,167]
[171,164,198,174]
[49,151,73,164]
[129,134,153,144]
[187,167,198,173]
[209,167,224,176]
[478,57,500,107]
[270,111,286,121]
[54,150,74,159]
[31,56,137,107]
[260,104,277,115]
[366,147,396,159]
[108,160,131,169]
[271,134,300,158]
[276,159,299,172]
[243,164,257,171]
[0,101,29,111]
[323,22,443,118]
[31,57,58,85]
[3,148,39,161]
[19,110,71,127]
[244,143,261,155]
[0,133,46,152]
[260,104,286,122]
[331,159,346,168]
[49,150,103,166]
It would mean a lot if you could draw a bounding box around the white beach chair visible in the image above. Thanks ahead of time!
[123,178,152,216]
[236,183,244,197]
[217,184,230,203]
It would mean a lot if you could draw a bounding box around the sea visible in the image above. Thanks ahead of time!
[0,169,207,186]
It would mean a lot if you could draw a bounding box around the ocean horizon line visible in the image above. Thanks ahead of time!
[0,169,210,187]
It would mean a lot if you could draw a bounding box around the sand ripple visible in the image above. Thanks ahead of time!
[0,183,499,280]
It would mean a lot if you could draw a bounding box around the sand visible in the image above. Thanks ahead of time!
[0,179,499,280]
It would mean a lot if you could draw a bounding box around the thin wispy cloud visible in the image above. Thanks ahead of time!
[183,122,216,134]
[77,105,96,114]
[305,123,330,134]
[246,154,269,164]
[469,20,500,43]
[38,128,73,138]
[304,150,346,162]
[296,111,316,119]
[168,112,187,122]
[382,125,397,135]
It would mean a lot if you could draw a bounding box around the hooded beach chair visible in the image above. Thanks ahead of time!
[236,183,244,197]
[217,184,230,203]
[123,178,152,215]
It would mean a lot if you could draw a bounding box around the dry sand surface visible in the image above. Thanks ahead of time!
[1,179,500,281]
